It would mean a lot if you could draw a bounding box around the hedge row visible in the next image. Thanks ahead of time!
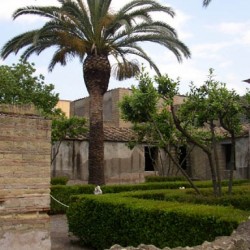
[67,193,250,250]
[50,180,250,214]
[51,176,69,185]
[128,185,250,211]
[50,182,192,213]
[50,184,95,214]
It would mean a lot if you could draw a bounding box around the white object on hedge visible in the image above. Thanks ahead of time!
[94,185,103,195]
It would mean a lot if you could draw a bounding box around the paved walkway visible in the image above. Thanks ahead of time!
[50,214,93,250]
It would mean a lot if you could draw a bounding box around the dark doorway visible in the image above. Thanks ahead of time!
[178,146,187,170]
[144,146,158,171]
[223,144,235,170]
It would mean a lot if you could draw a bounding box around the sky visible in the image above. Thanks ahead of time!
[1,0,250,101]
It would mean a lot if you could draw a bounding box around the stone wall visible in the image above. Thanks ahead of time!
[0,104,51,250]
[52,140,145,184]
[70,88,133,128]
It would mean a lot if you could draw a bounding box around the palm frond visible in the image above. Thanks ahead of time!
[1,0,190,76]
[114,45,161,76]
[118,0,175,18]
[203,0,212,7]
[112,59,140,80]
[13,6,60,20]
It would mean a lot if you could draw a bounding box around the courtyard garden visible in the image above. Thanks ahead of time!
[50,177,250,249]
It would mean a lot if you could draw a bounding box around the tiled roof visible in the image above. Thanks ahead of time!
[67,126,135,142]
[66,123,250,142]
[103,127,135,142]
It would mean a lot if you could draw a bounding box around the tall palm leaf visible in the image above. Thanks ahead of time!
[203,0,212,7]
[1,0,191,185]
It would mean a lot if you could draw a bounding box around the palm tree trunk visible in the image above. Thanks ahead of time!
[83,54,111,185]
[88,90,105,185]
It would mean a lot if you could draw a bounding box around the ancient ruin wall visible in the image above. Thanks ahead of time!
[0,105,51,250]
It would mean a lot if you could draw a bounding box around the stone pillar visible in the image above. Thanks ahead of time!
[0,105,51,250]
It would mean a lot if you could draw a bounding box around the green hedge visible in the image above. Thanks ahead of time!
[50,182,193,214]
[128,185,250,211]
[50,185,95,214]
[145,175,187,182]
[51,176,69,185]
[67,193,250,250]
[50,180,250,214]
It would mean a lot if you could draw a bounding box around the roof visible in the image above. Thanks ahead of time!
[66,123,250,143]
[67,126,135,142]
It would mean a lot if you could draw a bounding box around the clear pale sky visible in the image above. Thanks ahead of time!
[1,0,250,100]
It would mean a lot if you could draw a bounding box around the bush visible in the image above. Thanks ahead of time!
[50,184,95,214]
[130,185,250,211]
[50,181,250,214]
[51,176,69,185]
[145,175,186,182]
[67,193,250,250]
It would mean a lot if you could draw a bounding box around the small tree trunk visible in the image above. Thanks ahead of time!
[164,147,201,195]
[170,104,218,196]
[207,152,218,196]
[210,121,222,196]
[228,132,236,195]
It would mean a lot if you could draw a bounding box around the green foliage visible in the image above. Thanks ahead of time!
[51,116,88,144]
[131,184,250,211]
[51,176,69,185]
[145,175,187,182]
[50,180,250,214]
[120,71,159,123]
[0,58,59,115]
[67,192,249,249]
[1,0,191,77]
[50,185,95,214]
[178,69,243,135]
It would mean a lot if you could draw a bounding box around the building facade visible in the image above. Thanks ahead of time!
[52,88,250,183]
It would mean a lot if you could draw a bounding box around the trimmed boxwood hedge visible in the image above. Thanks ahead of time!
[50,184,95,214]
[51,176,69,185]
[127,185,250,211]
[67,193,250,250]
[50,180,250,214]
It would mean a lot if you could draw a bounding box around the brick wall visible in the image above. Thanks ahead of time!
[0,104,51,250]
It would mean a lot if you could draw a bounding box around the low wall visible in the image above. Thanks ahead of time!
[52,140,146,184]
[0,105,51,250]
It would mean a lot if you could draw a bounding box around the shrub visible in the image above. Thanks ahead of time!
[50,184,95,214]
[51,176,69,185]
[145,175,186,182]
[130,185,250,211]
[67,193,250,250]
[50,181,250,214]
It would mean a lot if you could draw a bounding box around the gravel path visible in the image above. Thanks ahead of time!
[50,214,93,250]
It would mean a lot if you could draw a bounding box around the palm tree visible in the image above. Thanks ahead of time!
[203,0,212,7]
[1,0,191,185]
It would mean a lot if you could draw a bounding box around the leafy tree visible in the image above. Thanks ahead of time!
[1,0,191,185]
[121,70,246,196]
[0,58,59,115]
[120,71,201,194]
[167,70,244,196]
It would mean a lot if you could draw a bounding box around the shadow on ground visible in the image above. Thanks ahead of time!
[50,214,93,250]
